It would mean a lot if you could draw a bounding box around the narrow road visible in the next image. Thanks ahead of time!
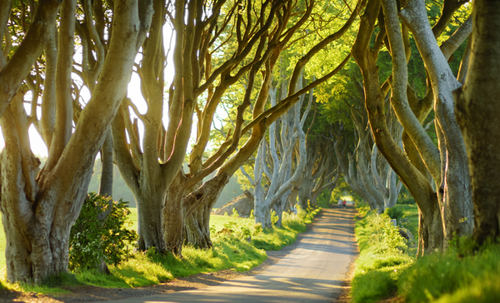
[107,206,357,303]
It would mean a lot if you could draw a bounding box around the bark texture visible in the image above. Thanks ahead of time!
[456,0,500,245]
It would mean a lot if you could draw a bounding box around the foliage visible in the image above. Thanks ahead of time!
[270,210,279,226]
[78,205,324,289]
[211,204,320,251]
[351,206,414,303]
[353,202,500,303]
[69,193,138,271]
[316,189,333,208]
[398,242,500,303]
[385,207,405,221]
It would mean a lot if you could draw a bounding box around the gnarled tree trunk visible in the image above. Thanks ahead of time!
[455,0,500,245]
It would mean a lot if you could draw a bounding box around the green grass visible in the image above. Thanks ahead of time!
[0,204,322,294]
[351,206,414,303]
[398,243,500,303]
[210,205,319,251]
[0,221,5,280]
[353,202,500,303]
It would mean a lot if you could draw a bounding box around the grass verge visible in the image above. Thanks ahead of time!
[352,203,500,303]
[351,206,413,303]
[398,242,500,303]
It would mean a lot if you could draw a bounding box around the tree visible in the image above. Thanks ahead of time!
[253,82,311,228]
[297,132,341,209]
[112,0,302,254]
[174,0,362,252]
[351,0,472,254]
[321,63,402,214]
[0,0,153,283]
[111,0,362,255]
[455,0,500,246]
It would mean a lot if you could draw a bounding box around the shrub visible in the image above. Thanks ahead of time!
[270,209,279,226]
[317,190,333,208]
[385,207,405,221]
[398,196,416,205]
[69,193,138,271]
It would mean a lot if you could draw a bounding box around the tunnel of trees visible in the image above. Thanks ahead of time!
[0,0,498,284]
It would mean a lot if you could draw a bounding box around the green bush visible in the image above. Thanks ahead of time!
[317,190,333,208]
[270,209,279,226]
[69,193,138,271]
[385,207,405,221]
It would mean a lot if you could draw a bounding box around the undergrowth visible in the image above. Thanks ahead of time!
[398,241,500,303]
[351,205,414,303]
[352,203,500,303]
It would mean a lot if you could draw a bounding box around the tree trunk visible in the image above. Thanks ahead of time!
[255,198,272,228]
[176,174,229,250]
[456,0,500,245]
[357,144,385,214]
[310,189,322,206]
[98,130,114,197]
[135,191,166,252]
[400,0,473,244]
[272,191,289,227]
[162,173,186,254]
[352,0,444,253]
[298,173,313,209]
[185,205,212,248]
[287,186,300,209]
[0,0,151,284]
[0,98,94,283]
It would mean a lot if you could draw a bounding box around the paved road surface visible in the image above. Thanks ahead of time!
[106,206,357,303]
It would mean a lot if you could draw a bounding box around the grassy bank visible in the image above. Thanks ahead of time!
[352,203,500,303]
[351,206,414,303]
[0,204,321,294]
[398,243,500,303]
